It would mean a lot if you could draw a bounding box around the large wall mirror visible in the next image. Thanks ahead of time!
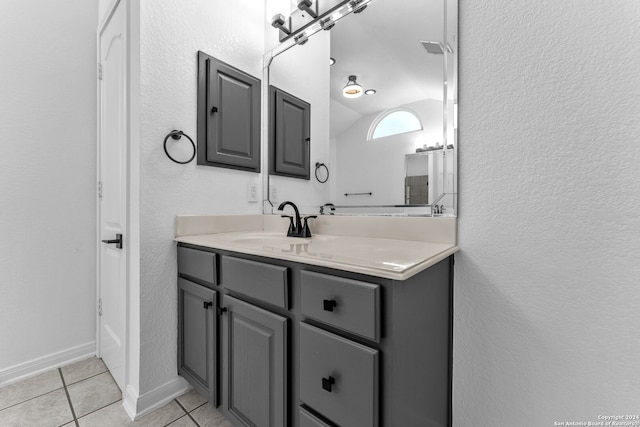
[264,0,457,216]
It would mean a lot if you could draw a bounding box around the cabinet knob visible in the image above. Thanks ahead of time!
[203,301,213,309]
[322,376,335,392]
[217,307,227,315]
[323,299,337,312]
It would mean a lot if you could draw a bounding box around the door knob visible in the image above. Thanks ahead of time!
[101,234,123,249]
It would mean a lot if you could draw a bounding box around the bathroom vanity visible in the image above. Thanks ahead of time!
[175,215,457,427]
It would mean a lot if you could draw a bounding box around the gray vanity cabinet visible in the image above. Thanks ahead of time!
[177,242,453,427]
[177,278,217,404]
[197,51,261,172]
[221,295,288,427]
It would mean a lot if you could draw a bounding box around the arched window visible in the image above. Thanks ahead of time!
[368,108,423,140]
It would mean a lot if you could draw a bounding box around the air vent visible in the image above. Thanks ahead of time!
[420,40,444,54]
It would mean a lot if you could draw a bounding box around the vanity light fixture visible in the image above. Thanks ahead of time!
[329,57,336,66]
[272,0,373,43]
[364,89,376,95]
[343,75,363,98]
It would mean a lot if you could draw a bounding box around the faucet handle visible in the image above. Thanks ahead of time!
[281,215,295,235]
[301,216,317,238]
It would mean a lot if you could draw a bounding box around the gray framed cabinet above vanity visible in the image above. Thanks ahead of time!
[175,217,456,427]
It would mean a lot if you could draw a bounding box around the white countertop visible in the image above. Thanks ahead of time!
[175,230,458,281]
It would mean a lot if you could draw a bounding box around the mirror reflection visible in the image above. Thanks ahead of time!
[266,0,457,216]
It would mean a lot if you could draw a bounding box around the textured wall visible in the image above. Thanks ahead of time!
[0,0,98,374]
[137,0,264,393]
[456,0,640,424]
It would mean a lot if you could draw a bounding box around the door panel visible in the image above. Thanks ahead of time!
[98,1,127,392]
[197,52,261,172]
[222,296,288,427]
[269,86,311,179]
[178,279,217,404]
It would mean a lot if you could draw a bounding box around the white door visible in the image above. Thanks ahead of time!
[97,1,127,391]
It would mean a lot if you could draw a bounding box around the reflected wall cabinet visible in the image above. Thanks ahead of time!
[269,85,311,180]
[197,51,261,172]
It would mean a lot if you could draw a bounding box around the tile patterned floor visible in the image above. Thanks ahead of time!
[0,358,232,427]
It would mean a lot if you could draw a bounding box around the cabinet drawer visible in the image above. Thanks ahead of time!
[178,247,217,287]
[300,407,332,427]
[299,323,379,427]
[221,256,289,309]
[301,271,380,342]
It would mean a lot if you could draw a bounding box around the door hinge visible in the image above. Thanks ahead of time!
[98,298,103,316]
[98,181,103,199]
[98,63,103,80]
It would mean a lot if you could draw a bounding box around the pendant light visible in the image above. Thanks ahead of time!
[342,75,363,98]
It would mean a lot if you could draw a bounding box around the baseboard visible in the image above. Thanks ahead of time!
[0,341,96,387]
[123,376,190,420]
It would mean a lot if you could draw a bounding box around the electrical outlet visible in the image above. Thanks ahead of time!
[270,186,278,201]
[247,184,258,202]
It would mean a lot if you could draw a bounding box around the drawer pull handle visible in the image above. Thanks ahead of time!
[323,299,337,312]
[321,376,335,392]
[203,301,213,309]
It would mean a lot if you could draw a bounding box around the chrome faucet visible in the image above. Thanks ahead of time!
[320,203,335,215]
[278,201,316,238]
[431,193,446,216]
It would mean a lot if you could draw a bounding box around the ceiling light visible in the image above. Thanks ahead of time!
[342,75,363,98]
[329,57,336,66]
[364,89,376,95]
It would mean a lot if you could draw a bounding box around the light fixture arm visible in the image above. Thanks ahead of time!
[298,0,318,19]
[271,13,291,36]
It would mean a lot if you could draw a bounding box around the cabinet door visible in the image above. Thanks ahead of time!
[177,278,217,404]
[269,85,311,179]
[222,295,288,427]
[197,51,261,172]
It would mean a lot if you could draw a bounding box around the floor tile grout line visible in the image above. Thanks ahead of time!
[0,384,66,413]
[174,399,201,427]
[63,369,109,387]
[58,368,80,427]
[190,401,207,412]
[0,363,105,412]
[73,398,123,421]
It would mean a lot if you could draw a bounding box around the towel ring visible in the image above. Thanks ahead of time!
[315,162,329,183]
[164,130,196,164]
